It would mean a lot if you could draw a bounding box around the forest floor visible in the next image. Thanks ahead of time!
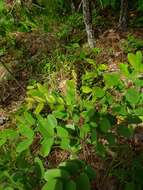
[1,27,143,114]
[0,21,143,189]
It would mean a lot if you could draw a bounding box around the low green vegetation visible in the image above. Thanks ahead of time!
[121,34,143,53]
[1,51,143,189]
[0,0,143,190]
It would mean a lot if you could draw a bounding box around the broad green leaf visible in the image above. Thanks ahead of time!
[34,96,46,103]
[0,129,18,139]
[24,111,35,126]
[46,95,56,104]
[42,179,63,190]
[57,127,68,138]
[105,133,116,145]
[47,114,57,128]
[16,115,26,124]
[66,124,75,130]
[128,53,136,67]
[81,110,94,122]
[54,104,65,111]
[86,58,96,65]
[16,139,33,153]
[53,111,67,119]
[35,157,45,177]
[96,142,106,157]
[57,127,70,149]
[84,165,96,180]
[40,137,54,157]
[26,98,34,109]
[27,89,45,100]
[119,63,130,77]
[128,51,143,72]
[104,73,121,87]
[90,122,97,128]
[106,93,113,104]
[76,173,90,190]
[18,123,34,139]
[27,89,42,101]
[44,169,70,181]
[98,64,108,71]
[60,138,70,150]
[126,115,142,124]
[134,79,143,87]
[112,105,127,116]
[136,51,143,71]
[37,115,54,137]
[66,80,76,105]
[57,97,64,104]
[34,102,44,115]
[99,117,111,133]
[80,124,90,139]
[118,125,133,138]
[92,87,105,98]
[91,129,97,144]
[136,51,142,60]
[73,114,80,123]
[59,160,80,175]
[0,139,6,147]
[83,71,97,81]
[65,180,76,190]
[74,160,86,168]
[125,88,140,104]
[134,108,143,116]
[82,86,92,94]
[37,83,48,95]
[27,85,35,90]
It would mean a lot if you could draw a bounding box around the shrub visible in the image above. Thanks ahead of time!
[0,51,143,189]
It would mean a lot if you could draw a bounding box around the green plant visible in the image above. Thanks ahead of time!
[17,51,143,157]
[98,0,117,9]
[121,34,143,53]
[42,159,96,190]
[0,129,42,189]
[0,1,14,36]
[0,0,40,37]
[110,154,143,190]
[0,51,143,189]
[57,13,84,43]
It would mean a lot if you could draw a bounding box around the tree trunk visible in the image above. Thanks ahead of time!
[71,0,82,12]
[82,0,96,48]
[119,0,128,31]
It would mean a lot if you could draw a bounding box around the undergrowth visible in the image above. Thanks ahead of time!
[0,51,143,190]
[1,1,143,190]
